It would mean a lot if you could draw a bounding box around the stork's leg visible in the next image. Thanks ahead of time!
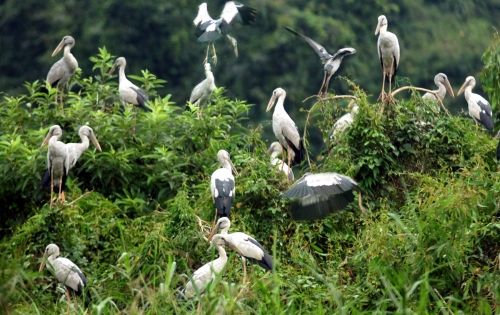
[197,301,202,314]
[388,61,394,101]
[324,73,334,95]
[212,42,217,66]
[280,148,285,172]
[65,289,71,313]
[60,87,64,109]
[287,150,292,181]
[50,173,54,209]
[204,44,210,65]
[318,72,327,96]
[242,258,247,284]
[379,65,387,103]
[57,176,64,203]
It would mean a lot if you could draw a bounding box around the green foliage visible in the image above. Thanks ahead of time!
[1,48,500,314]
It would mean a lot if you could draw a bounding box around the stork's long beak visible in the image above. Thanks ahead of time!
[266,95,277,112]
[41,132,52,148]
[229,160,238,175]
[90,134,102,152]
[375,23,381,35]
[207,224,219,242]
[267,144,274,155]
[109,64,118,75]
[39,254,47,272]
[51,40,66,57]
[444,79,455,98]
[457,81,468,96]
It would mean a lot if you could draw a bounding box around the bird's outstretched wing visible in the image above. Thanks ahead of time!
[219,1,257,35]
[193,3,213,26]
[284,27,332,63]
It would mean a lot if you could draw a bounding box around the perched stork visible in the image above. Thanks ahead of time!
[189,63,216,115]
[109,57,152,112]
[267,142,294,180]
[41,125,69,208]
[178,234,227,311]
[457,76,493,131]
[193,1,257,65]
[46,36,78,108]
[283,172,367,221]
[494,130,500,161]
[284,27,356,95]
[66,126,102,170]
[266,88,306,176]
[208,217,273,284]
[375,15,400,102]
[211,150,238,223]
[327,100,359,145]
[422,73,454,103]
[39,244,90,310]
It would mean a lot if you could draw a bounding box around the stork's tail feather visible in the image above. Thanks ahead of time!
[83,289,92,307]
[41,169,51,190]
[138,103,153,112]
[292,139,306,166]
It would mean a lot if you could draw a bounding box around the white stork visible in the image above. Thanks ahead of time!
[375,15,400,102]
[189,63,216,116]
[193,1,257,65]
[327,100,359,145]
[208,217,273,284]
[457,76,494,131]
[46,36,78,108]
[41,125,69,208]
[109,57,152,112]
[266,88,305,177]
[178,234,227,311]
[39,244,90,310]
[494,130,500,161]
[267,142,294,180]
[283,172,367,221]
[66,126,102,171]
[211,150,238,223]
[284,27,356,95]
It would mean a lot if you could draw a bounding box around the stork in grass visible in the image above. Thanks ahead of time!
[208,217,273,284]
[46,36,78,108]
[266,88,306,178]
[39,244,90,311]
[457,76,494,131]
[41,125,69,208]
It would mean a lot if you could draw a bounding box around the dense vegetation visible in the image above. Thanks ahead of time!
[1,40,500,314]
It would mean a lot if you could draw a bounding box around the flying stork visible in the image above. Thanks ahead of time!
[46,36,78,108]
[109,57,152,112]
[66,126,102,171]
[457,76,494,131]
[39,244,90,310]
[178,234,228,311]
[193,1,257,65]
[284,27,356,96]
[266,88,306,177]
[189,63,216,116]
[41,125,69,208]
[267,141,294,180]
[283,172,367,221]
[375,15,400,103]
[211,150,238,223]
[208,217,273,284]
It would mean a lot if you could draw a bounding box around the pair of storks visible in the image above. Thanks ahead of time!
[46,36,151,112]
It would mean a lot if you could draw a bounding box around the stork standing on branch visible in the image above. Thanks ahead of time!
[283,172,367,221]
[189,63,216,116]
[284,27,356,96]
[457,76,494,131]
[211,150,238,224]
[266,88,306,178]
[46,36,78,108]
[375,15,400,104]
[109,57,152,112]
[193,1,257,65]
[39,244,90,311]
[41,125,69,208]
[208,217,273,284]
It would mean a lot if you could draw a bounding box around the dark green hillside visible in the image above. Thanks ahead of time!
[0,47,499,314]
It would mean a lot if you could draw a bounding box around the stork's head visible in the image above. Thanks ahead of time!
[207,217,231,241]
[375,15,388,35]
[457,76,476,96]
[79,126,102,152]
[435,73,455,98]
[51,36,75,57]
[266,88,286,112]
[39,244,60,272]
[41,125,63,147]
[267,141,283,156]
[209,234,226,247]
[217,150,238,175]
[109,57,127,75]
[204,63,212,72]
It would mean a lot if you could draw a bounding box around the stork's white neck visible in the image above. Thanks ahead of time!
[378,24,388,34]
[435,82,447,100]
[118,64,128,84]
[215,244,227,259]
[221,161,233,173]
[63,45,78,72]
[463,85,473,101]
